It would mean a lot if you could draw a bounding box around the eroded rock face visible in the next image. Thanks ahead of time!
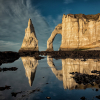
[19,19,38,52]
[46,13,100,51]
[46,24,62,51]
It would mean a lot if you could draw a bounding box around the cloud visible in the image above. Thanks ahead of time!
[46,9,71,31]
[0,0,50,51]
[0,40,21,51]
[64,0,74,4]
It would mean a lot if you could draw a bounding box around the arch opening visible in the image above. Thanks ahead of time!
[53,34,62,51]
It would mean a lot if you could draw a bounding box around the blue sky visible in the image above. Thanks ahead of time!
[0,0,100,51]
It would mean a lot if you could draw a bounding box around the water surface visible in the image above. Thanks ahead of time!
[0,55,100,100]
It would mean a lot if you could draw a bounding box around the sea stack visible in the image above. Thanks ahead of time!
[19,19,39,52]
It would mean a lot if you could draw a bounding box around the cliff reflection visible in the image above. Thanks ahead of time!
[47,55,100,89]
[21,57,38,86]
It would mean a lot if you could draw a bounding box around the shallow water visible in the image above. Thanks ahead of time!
[0,56,100,100]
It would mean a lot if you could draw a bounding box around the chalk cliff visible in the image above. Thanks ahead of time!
[19,19,38,52]
[46,13,100,51]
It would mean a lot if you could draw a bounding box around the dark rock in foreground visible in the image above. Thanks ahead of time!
[39,50,100,59]
[0,85,11,91]
[96,95,100,99]
[80,96,86,100]
[0,51,19,65]
[1,50,100,64]
[71,71,100,88]
[11,88,40,97]
[0,67,18,72]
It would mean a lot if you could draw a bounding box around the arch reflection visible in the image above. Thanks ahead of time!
[47,55,100,89]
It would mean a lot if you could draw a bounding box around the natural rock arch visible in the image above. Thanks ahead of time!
[46,24,62,51]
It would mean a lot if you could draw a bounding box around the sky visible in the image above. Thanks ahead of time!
[0,0,100,51]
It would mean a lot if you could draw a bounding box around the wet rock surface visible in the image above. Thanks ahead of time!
[11,88,41,97]
[19,51,45,60]
[0,51,19,65]
[96,95,100,99]
[71,71,100,86]
[18,51,40,56]
[0,67,18,72]
[1,50,100,65]
[0,86,11,91]
[39,50,100,59]
[46,97,51,99]
[11,91,23,97]
[80,96,86,100]
[17,50,100,60]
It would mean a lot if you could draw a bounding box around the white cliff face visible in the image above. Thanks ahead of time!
[19,19,38,52]
[60,14,100,50]
[47,56,100,89]
[46,14,100,51]
[21,57,38,86]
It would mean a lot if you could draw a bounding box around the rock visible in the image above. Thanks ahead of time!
[0,51,19,64]
[11,88,40,97]
[11,91,22,97]
[46,24,62,51]
[46,13,100,51]
[46,97,51,99]
[96,95,100,99]
[19,18,39,52]
[80,96,86,100]
[96,89,98,91]
[0,85,11,91]
[0,67,18,72]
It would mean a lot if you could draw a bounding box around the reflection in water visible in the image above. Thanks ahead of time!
[47,55,100,89]
[21,57,38,86]
[47,56,63,81]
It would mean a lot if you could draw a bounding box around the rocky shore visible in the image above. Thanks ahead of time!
[39,50,100,59]
[1,50,100,62]
[0,51,19,65]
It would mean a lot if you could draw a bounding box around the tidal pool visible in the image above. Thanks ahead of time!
[0,55,100,100]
